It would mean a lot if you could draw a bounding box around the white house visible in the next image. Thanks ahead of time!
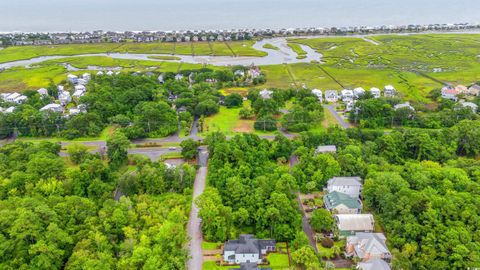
[326,177,363,198]
[97,71,104,76]
[312,89,323,102]
[59,91,71,106]
[223,235,276,264]
[57,85,65,93]
[83,73,91,81]
[74,85,86,93]
[73,90,85,100]
[40,103,63,113]
[37,88,49,96]
[370,88,381,98]
[77,78,88,85]
[441,86,460,101]
[13,95,28,104]
[3,106,15,113]
[175,74,184,81]
[67,74,78,84]
[341,89,354,101]
[353,87,366,99]
[467,84,480,96]
[393,102,415,111]
[334,214,375,236]
[460,102,478,113]
[315,145,337,154]
[345,100,355,112]
[3,93,21,103]
[383,85,396,97]
[325,90,339,103]
[259,89,273,99]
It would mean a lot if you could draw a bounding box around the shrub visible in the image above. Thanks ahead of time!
[321,237,334,248]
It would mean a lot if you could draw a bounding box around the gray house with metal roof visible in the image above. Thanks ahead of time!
[224,235,276,264]
[326,177,363,198]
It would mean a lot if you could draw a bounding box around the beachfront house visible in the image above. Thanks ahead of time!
[324,191,362,214]
[40,103,63,113]
[312,89,323,102]
[315,145,337,154]
[353,87,366,99]
[334,214,375,236]
[259,89,273,99]
[393,102,415,111]
[67,74,78,84]
[341,89,354,101]
[370,88,381,98]
[383,85,396,97]
[325,90,339,103]
[326,177,363,198]
[223,234,276,264]
[357,259,391,270]
[346,232,392,262]
[441,86,459,101]
[460,102,478,113]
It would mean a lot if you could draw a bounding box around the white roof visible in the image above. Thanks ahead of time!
[341,89,354,94]
[384,85,395,90]
[37,88,48,95]
[370,87,380,92]
[4,106,15,113]
[358,259,391,270]
[40,103,62,111]
[328,177,362,187]
[73,90,85,97]
[315,145,337,153]
[312,89,323,95]
[75,85,86,92]
[335,214,374,232]
[394,102,415,111]
[325,90,338,95]
[14,95,27,102]
[67,74,78,79]
[97,71,104,76]
[6,93,21,100]
[461,102,478,108]
[354,87,365,93]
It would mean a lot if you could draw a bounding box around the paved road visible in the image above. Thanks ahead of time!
[290,155,318,253]
[187,148,209,270]
[324,104,351,128]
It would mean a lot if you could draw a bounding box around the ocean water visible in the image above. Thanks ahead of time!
[0,0,479,32]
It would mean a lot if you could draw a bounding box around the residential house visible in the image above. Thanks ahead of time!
[175,74,184,81]
[40,103,63,113]
[312,89,323,102]
[77,78,88,85]
[234,70,245,77]
[57,85,65,92]
[383,85,396,97]
[223,234,276,264]
[324,191,362,214]
[97,71,104,76]
[341,89,354,101]
[67,74,78,84]
[326,177,362,198]
[158,74,165,84]
[73,90,85,100]
[37,88,49,96]
[259,89,273,99]
[455,85,468,94]
[106,71,114,76]
[2,93,20,103]
[460,102,478,113]
[370,88,381,98]
[441,86,459,101]
[83,73,91,81]
[334,214,375,236]
[3,106,15,113]
[74,85,86,93]
[59,91,71,106]
[13,94,28,104]
[346,232,391,262]
[393,102,415,111]
[357,259,391,270]
[353,87,366,99]
[467,84,480,96]
[345,100,355,112]
[315,145,337,154]
[325,90,339,103]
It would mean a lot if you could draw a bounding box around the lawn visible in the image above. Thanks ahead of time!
[0,64,67,92]
[202,241,222,250]
[321,107,340,128]
[267,253,290,269]
[201,106,252,135]
[317,239,345,259]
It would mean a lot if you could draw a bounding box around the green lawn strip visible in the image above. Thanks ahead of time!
[287,43,307,59]
[202,261,238,270]
[267,253,290,269]
[202,241,222,250]
[262,43,280,51]
[160,152,183,159]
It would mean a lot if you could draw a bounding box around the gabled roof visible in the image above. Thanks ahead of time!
[224,235,275,255]
[335,214,374,232]
[325,191,362,209]
[348,232,389,259]
[357,259,391,270]
[315,145,337,154]
[327,177,362,187]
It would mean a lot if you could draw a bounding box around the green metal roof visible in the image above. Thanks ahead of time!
[324,191,361,209]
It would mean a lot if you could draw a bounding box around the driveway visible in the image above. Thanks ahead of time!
[187,148,209,270]
[324,104,351,128]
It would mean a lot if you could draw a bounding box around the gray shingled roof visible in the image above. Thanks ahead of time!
[224,235,275,255]
[357,259,391,270]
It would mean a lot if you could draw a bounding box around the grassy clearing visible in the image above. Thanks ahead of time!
[0,65,66,92]
[202,241,221,250]
[0,41,266,63]
[201,106,246,135]
[263,43,280,51]
[267,253,290,269]
[321,107,339,128]
[218,87,249,96]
